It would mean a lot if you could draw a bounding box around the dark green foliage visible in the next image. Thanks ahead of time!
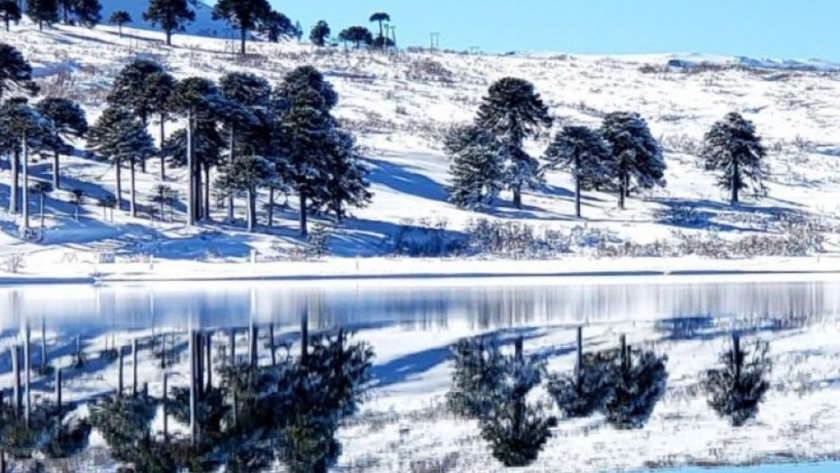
[368,12,390,47]
[476,77,552,208]
[107,59,166,126]
[162,122,223,169]
[211,0,271,55]
[600,111,666,209]
[446,338,505,418]
[109,9,132,36]
[215,155,275,232]
[0,0,21,31]
[603,348,668,429]
[445,124,503,210]
[310,20,330,46]
[546,350,619,418]
[544,125,613,218]
[143,0,195,46]
[41,416,92,459]
[310,129,372,221]
[701,337,771,427]
[0,43,39,100]
[275,65,338,112]
[89,394,158,463]
[26,0,59,30]
[36,97,87,189]
[338,26,373,48]
[703,112,768,205]
[73,0,101,27]
[260,10,296,42]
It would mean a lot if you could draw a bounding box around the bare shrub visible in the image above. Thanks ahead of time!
[1,253,25,273]
[406,58,454,83]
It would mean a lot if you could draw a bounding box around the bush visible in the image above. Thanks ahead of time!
[446,338,505,418]
[701,336,771,426]
[546,350,619,418]
[603,348,669,430]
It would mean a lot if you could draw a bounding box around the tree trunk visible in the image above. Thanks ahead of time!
[575,175,582,219]
[129,159,137,217]
[618,171,626,210]
[731,158,739,206]
[21,132,29,232]
[227,127,235,222]
[115,161,122,212]
[52,148,60,189]
[186,110,195,226]
[38,20,43,31]
[39,194,45,228]
[240,27,247,55]
[203,165,210,221]
[118,24,122,37]
[512,185,522,209]
[159,117,166,181]
[165,29,172,46]
[5,18,10,31]
[299,192,307,236]
[246,188,255,233]
[9,149,18,214]
[267,187,274,227]
[62,5,68,24]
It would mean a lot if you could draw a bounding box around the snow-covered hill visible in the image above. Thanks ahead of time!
[97,0,232,39]
[2,20,840,277]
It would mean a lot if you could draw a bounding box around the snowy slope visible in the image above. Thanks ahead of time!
[2,21,840,277]
[97,0,232,39]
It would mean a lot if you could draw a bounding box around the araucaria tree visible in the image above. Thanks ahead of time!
[368,12,390,47]
[544,125,612,218]
[211,0,272,55]
[143,0,195,46]
[703,112,768,206]
[35,97,88,189]
[0,43,39,100]
[260,10,295,42]
[216,155,274,232]
[0,0,21,31]
[600,111,665,210]
[476,77,552,209]
[72,0,101,27]
[338,26,373,48]
[701,335,771,427]
[88,107,156,217]
[309,20,330,46]
[445,124,502,210]
[108,10,132,37]
[26,0,59,30]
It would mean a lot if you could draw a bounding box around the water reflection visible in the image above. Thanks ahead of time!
[0,280,836,337]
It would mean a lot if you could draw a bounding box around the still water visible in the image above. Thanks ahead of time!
[0,278,837,336]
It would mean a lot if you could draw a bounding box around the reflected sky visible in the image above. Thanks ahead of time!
[0,279,837,338]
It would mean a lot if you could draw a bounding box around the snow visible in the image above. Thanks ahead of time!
[1,14,840,472]
[97,0,233,39]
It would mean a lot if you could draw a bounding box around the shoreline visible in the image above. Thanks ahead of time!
[2,255,840,287]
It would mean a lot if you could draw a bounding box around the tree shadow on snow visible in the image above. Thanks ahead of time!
[364,158,449,203]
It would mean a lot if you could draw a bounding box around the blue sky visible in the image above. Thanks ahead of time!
[272,0,838,61]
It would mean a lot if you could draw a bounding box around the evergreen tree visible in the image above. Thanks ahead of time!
[447,338,505,418]
[108,10,131,37]
[168,76,229,224]
[544,125,613,219]
[145,70,177,180]
[445,124,503,210]
[260,9,295,42]
[309,20,330,46]
[88,107,156,217]
[546,349,619,419]
[35,97,88,189]
[107,59,165,172]
[310,129,371,221]
[143,0,195,46]
[161,121,224,220]
[211,0,271,55]
[479,348,555,467]
[337,26,373,48]
[215,155,274,232]
[603,347,668,429]
[0,0,21,31]
[0,43,39,100]
[275,65,338,112]
[26,0,58,30]
[30,180,52,228]
[476,77,553,209]
[368,12,389,47]
[72,0,100,27]
[703,112,768,206]
[701,335,771,427]
[600,111,666,210]
[219,71,269,222]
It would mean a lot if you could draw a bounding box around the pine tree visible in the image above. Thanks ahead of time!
[311,129,371,221]
[274,65,338,112]
[337,26,373,48]
[108,10,131,37]
[88,107,157,217]
[701,335,771,427]
[447,338,505,419]
[143,0,195,46]
[0,43,39,100]
[72,0,101,28]
[544,125,613,218]
[35,97,88,189]
[309,20,330,46]
[476,77,553,209]
[161,121,224,220]
[445,124,503,210]
[603,347,668,430]
[145,70,177,180]
[0,0,21,31]
[216,155,274,232]
[26,0,58,30]
[368,12,390,47]
[211,0,271,55]
[600,111,666,210]
[703,112,768,206]
[260,9,295,42]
